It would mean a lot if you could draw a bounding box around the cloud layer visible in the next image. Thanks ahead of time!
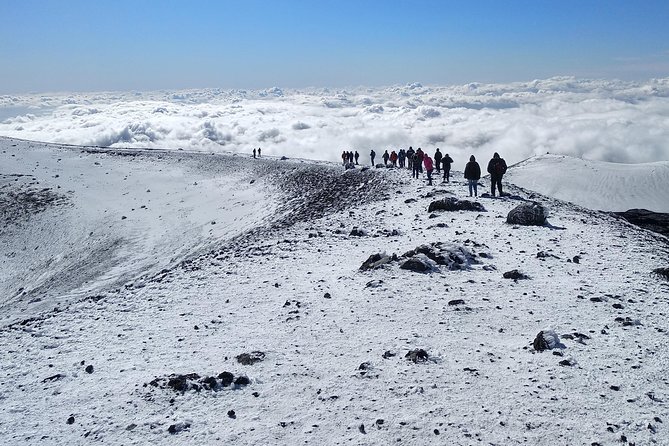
[1,77,669,165]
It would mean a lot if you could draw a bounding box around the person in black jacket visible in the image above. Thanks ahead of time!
[487,152,507,197]
[370,149,376,166]
[433,149,443,173]
[464,155,481,197]
[382,150,390,166]
[442,153,454,183]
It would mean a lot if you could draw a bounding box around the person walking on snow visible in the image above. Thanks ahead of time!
[487,152,507,197]
[370,149,376,166]
[423,154,434,185]
[398,149,406,168]
[412,151,422,179]
[442,153,454,183]
[257,147,261,157]
[390,150,398,167]
[382,150,390,166]
[406,147,415,170]
[354,151,359,165]
[433,149,442,173]
[253,148,257,158]
[464,155,481,197]
[416,148,424,173]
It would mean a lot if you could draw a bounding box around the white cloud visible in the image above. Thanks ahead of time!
[1,77,668,164]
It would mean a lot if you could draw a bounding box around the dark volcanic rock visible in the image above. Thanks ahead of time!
[405,349,429,363]
[506,202,548,226]
[218,372,234,387]
[360,253,395,271]
[448,299,465,306]
[428,197,486,212]
[654,267,669,280]
[400,257,431,273]
[168,422,191,434]
[533,330,561,351]
[503,269,530,280]
[236,351,265,365]
[615,209,669,237]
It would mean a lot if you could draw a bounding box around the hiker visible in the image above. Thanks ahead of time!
[434,149,442,173]
[442,153,454,183]
[423,154,434,185]
[398,149,406,168]
[253,148,256,159]
[354,151,359,165]
[390,150,398,167]
[464,155,481,197]
[406,147,415,170]
[382,150,390,166]
[341,151,348,165]
[412,151,422,179]
[487,152,508,197]
[415,148,424,173]
[349,151,355,164]
[258,147,261,157]
[370,149,376,166]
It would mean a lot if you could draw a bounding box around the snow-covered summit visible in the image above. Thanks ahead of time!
[1,138,668,445]
[505,153,669,213]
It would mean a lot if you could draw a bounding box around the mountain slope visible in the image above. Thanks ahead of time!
[505,154,669,213]
[1,139,668,445]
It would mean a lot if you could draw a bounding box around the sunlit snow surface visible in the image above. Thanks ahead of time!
[1,137,668,445]
[1,77,669,165]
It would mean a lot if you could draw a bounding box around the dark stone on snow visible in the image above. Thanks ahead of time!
[43,374,64,383]
[400,258,431,273]
[350,228,365,236]
[280,156,288,160]
[66,416,75,425]
[503,269,530,280]
[360,253,395,271]
[532,331,561,351]
[559,359,575,366]
[405,348,429,363]
[358,362,371,370]
[428,197,486,213]
[218,372,234,386]
[234,376,251,386]
[448,299,465,306]
[323,292,331,299]
[382,351,396,359]
[506,202,548,226]
[653,267,669,280]
[227,410,236,419]
[202,376,218,389]
[85,365,94,374]
[404,198,417,204]
[612,303,624,310]
[359,424,367,434]
[572,255,581,264]
[614,209,669,238]
[168,422,191,434]
[236,351,265,365]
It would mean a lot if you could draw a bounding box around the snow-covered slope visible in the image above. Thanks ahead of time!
[505,154,669,213]
[1,138,668,445]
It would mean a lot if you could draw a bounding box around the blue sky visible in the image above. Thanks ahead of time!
[1,0,668,93]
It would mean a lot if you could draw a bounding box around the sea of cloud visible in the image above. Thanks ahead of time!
[1,76,668,165]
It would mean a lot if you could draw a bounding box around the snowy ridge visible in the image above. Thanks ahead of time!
[1,138,669,445]
[505,154,669,213]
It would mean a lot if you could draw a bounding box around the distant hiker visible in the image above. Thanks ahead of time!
[342,151,347,165]
[434,149,443,173]
[464,155,481,197]
[257,147,261,157]
[406,147,415,170]
[348,151,354,164]
[398,149,406,168]
[416,148,424,173]
[423,154,434,185]
[354,151,360,165]
[253,148,257,158]
[370,149,376,166]
[487,152,508,197]
[382,150,390,166]
[390,150,398,167]
[412,152,422,179]
[442,153,454,183]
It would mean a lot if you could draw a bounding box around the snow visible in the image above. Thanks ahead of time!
[1,137,669,445]
[505,154,669,213]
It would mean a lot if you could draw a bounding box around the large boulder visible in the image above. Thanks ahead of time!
[428,197,486,212]
[507,202,548,226]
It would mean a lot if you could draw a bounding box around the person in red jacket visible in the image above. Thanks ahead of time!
[423,154,434,185]
[390,150,398,167]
